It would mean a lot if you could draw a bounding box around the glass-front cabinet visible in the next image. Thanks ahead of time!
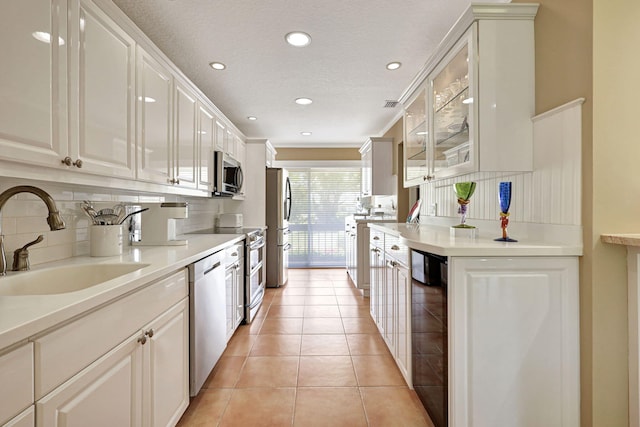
[403,4,538,187]
[431,32,473,178]
[404,90,428,184]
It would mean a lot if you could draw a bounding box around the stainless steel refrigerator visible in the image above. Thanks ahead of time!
[266,168,291,287]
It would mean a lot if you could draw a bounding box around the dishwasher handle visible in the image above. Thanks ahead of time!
[203,261,222,276]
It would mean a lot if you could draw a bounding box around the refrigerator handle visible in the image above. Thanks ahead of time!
[286,177,292,221]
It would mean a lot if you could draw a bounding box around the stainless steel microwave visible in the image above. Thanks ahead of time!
[213,151,243,197]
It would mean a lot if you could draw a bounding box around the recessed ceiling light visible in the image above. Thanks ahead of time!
[247,116,257,121]
[32,31,65,46]
[295,97,313,105]
[386,62,401,70]
[300,132,312,136]
[209,62,226,70]
[137,96,156,103]
[285,31,311,47]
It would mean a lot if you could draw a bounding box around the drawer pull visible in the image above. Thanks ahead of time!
[145,329,154,338]
[231,252,238,257]
[137,335,147,345]
[391,244,400,250]
[373,236,380,240]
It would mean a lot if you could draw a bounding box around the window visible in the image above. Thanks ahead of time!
[288,168,361,268]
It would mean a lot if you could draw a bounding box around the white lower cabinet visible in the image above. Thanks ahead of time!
[225,242,245,341]
[33,270,189,427]
[0,343,34,426]
[37,331,144,427]
[369,229,411,387]
[383,241,411,386]
[449,256,579,427]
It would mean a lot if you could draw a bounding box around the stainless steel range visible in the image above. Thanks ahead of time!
[188,227,266,323]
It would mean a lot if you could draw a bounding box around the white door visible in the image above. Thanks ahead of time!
[0,0,67,167]
[37,333,143,427]
[136,48,172,185]
[173,81,197,189]
[70,0,135,178]
[234,261,245,329]
[143,300,189,427]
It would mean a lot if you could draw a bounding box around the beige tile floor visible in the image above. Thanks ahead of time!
[178,268,434,427]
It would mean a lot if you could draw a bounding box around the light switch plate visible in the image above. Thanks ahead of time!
[427,203,437,216]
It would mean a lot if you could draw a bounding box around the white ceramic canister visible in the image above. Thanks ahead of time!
[90,224,124,257]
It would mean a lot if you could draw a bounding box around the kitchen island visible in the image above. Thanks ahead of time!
[370,222,581,427]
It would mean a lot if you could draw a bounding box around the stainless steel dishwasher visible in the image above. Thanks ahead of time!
[189,250,226,396]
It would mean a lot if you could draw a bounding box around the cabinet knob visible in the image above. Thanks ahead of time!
[231,252,238,257]
[391,244,400,251]
[145,329,154,338]
[61,156,72,166]
[168,178,181,185]
[73,159,83,168]
[137,335,147,345]
[373,236,380,240]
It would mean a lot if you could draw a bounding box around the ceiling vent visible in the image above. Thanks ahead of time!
[383,100,399,108]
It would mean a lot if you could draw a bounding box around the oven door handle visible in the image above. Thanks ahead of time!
[249,240,266,251]
[248,260,264,277]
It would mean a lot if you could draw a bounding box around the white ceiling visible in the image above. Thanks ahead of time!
[112,0,504,148]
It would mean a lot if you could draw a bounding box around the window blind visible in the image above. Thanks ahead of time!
[288,168,361,268]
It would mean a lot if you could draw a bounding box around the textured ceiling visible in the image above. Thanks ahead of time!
[112,0,503,147]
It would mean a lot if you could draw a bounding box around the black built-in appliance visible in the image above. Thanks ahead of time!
[411,249,448,427]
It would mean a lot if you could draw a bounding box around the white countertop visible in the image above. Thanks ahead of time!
[369,223,583,257]
[0,233,244,350]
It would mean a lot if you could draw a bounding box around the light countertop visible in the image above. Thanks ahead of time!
[601,233,640,247]
[369,223,583,257]
[0,233,244,351]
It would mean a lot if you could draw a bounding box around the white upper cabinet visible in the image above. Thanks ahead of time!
[360,137,394,196]
[173,80,198,189]
[136,47,172,185]
[403,4,538,186]
[198,103,216,190]
[71,0,135,178]
[214,120,226,152]
[0,0,66,167]
[0,0,244,195]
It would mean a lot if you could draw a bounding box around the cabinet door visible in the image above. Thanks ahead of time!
[449,256,579,427]
[143,299,189,427]
[383,259,395,353]
[0,343,33,426]
[0,0,66,168]
[360,144,372,196]
[136,48,172,185]
[395,262,411,385]
[198,103,216,189]
[137,47,172,184]
[403,89,428,186]
[37,333,143,427]
[369,245,377,322]
[70,0,135,178]
[235,262,245,329]
[429,27,475,180]
[225,266,235,340]
[214,121,225,152]
[173,81,197,189]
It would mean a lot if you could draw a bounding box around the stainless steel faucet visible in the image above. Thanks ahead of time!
[0,186,66,275]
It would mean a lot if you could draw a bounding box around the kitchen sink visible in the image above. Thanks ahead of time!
[0,263,150,296]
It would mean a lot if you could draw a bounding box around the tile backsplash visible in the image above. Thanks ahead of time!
[0,178,224,267]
